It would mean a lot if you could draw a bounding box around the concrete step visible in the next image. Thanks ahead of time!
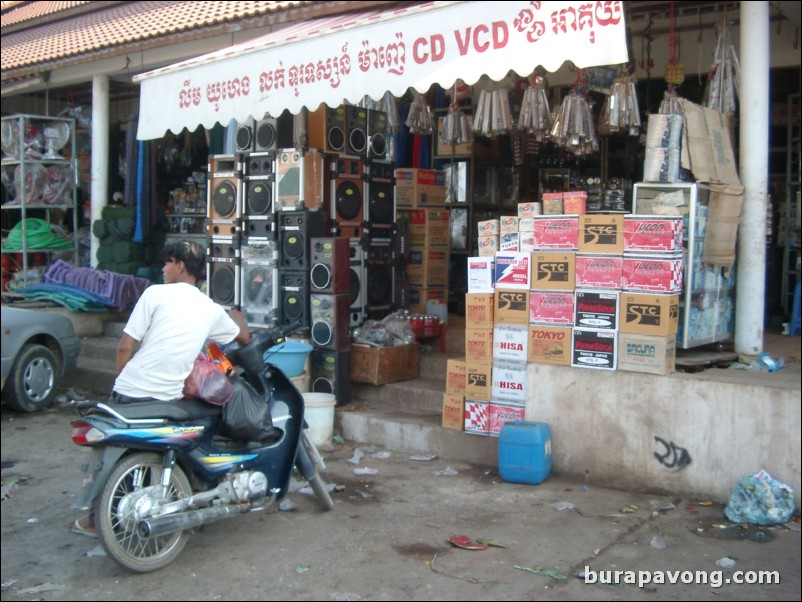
[336,403,498,466]
[79,335,118,360]
[352,377,446,414]
[69,355,117,397]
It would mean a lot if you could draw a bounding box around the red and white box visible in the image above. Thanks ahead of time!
[532,216,579,250]
[622,253,683,293]
[494,253,531,290]
[519,233,537,253]
[491,360,527,405]
[464,400,489,435]
[575,254,623,289]
[624,216,683,253]
[467,256,495,293]
[529,291,575,325]
[488,402,526,438]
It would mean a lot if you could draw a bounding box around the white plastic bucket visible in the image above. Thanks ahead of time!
[290,371,310,393]
[302,392,336,447]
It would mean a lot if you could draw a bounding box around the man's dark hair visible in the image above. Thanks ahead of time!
[160,240,206,280]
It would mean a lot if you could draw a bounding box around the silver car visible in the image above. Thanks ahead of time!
[1,305,81,412]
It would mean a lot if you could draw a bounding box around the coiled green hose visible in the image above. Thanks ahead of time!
[2,218,74,251]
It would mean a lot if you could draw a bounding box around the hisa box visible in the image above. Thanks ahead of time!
[465,362,493,401]
[617,333,676,375]
[619,293,679,336]
[531,252,576,291]
[579,214,624,254]
[529,291,575,325]
[575,254,623,289]
[465,328,494,364]
[442,393,465,430]
[465,400,489,435]
[574,289,620,330]
[494,253,531,290]
[571,328,617,370]
[493,324,528,363]
[445,358,466,395]
[467,256,495,293]
[491,360,527,405]
[528,325,573,366]
[495,289,530,325]
[488,403,526,438]
[465,293,494,326]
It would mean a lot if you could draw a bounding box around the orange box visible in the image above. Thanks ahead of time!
[442,393,465,430]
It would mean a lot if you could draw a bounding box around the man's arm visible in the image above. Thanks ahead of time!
[228,309,251,345]
[116,333,138,374]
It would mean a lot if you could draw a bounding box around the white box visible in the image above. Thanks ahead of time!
[491,360,527,405]
[492,324,528,363]
[467,256,495,293]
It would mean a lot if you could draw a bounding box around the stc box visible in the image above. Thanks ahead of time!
[465,362,493,401]
[619,293,679,336]
[528,324,573,366]
[578,214,625,254]
[494,289,530,324]
[617,333,676,375]
[531,252,576,291]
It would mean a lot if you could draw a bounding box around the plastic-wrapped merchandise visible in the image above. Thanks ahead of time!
[352,310,415,347]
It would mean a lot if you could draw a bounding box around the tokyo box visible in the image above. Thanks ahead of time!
[493,324,528,363]
[467,256,495,293]
[532,216,579,250]
[442,393,465,430]
[465,293,494,326]
[465,362,493,401]
[446,358,467,395]
[571,328,617,371]
[491,360,527,405]
[531,252,576,291]
[465,328,494,364]
[529,291,575,325]
[488,402,526,438]
[624,216,683,253]
[574,289,620,330]
[350,342,420,385]
[494,253,531,290]
[528,324,573,366]
[465,400,489,435]
[578,214,624,254]
[619,292,679,336]
[575,254,623,289]
[495,289,530,325]
[617,333,676,375]
[622,253,683,293]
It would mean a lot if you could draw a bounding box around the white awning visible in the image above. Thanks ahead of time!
[134,0,629,140]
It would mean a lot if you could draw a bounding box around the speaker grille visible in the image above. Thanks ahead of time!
[246,180,272,215]
[335,181,362,221]
[367,266,392,306]
[235,124,253,152]
[210,264,237,305]
[368,181,394,224]
[212,181,238,218]
[255,120,276,150]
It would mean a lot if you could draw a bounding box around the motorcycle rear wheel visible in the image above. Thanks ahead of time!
[96,452,192,573]
[301,431,333,511]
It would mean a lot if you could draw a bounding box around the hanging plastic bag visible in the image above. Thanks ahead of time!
[724,470,795,525]
[183,353,234,406]
[219,376,274,442]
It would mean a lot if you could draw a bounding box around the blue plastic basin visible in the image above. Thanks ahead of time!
[263,340,312,377]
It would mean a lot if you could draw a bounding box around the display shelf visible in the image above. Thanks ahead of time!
[781,92,801,316]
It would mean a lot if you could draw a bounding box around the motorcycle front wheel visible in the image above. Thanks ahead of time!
[96,452,192,573]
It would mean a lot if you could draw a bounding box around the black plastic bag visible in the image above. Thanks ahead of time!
[219,376,274,442]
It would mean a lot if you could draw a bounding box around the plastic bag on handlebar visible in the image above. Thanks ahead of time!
[183,354,234,406]
[219,376,274,442]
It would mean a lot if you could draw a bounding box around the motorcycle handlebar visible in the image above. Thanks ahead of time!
[225,321,306,380]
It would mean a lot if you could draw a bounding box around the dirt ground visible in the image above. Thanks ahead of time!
[1,399,800,601]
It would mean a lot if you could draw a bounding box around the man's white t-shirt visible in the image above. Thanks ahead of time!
[113,282,241,401]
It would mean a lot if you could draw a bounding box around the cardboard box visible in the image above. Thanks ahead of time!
[477,235,499,257]
[622,253,683,293]
[571,328,617,370]
[619,293,679,336]
[465,362,493,401]
[494,253,531,290]
[493,324,528,363]
[563,191,587,215]
[400,209,450,246]
[542,192,563,215]
[465,328,494,364]
[500,216,520,232]
[624,216,683,253]
[436,117,472,157]
[500,231,520,252]
[528,325,573,365]
[395,168,446,208]
[408,287,448,314]
[575,254,623,289]
[407,247,449,288]
[531,252,576,291]
[579,214,624,254]
[574,289,620,330]
[488,402,526,438]
[491,360,527,405]
[529,291,575,325]
[494,289,530,325]
[445,358,467,395]
[442,393,465,430]
[617,333,676,375]
[464,400,489,435]
[351,343,420,385]
[477,219,500,237]
[467,257,495,293]
[465,293,494,326]
[532,216,579,249]
[518,202,542,217]
[518,217,536,232]
[519,234,537,253]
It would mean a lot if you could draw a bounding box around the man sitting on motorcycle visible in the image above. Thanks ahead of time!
[70,240,251,537]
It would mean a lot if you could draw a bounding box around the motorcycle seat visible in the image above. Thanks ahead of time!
[104,399,221,421]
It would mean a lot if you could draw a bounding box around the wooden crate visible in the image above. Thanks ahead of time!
[350,343,420,385]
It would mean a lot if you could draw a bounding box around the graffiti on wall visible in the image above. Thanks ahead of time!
[653,436,692,470]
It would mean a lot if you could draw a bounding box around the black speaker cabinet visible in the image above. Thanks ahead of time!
[365,181,395,241]
[310,237,349,294]
[310,293,351,350]
[349,239,366,326]
[393,268,409,310]
[243,176,274,216]
[207,221,239,238]
[207,260,240,309]
[345,105,368,156]
[277,209,328,271]
[307,104,346,154]
[366,264,393,308]
[310,349,352,406]
[207,174,241,221]
[241,261,278,327]
[331,157,364,238]
[368,110,388,160]
[275,148,326,211]
[236,119,257,152]
[244,151,275,177]
[242,213,277,243]
[208,154,240,174]
[279,270,309,329]
[207,240,240,261]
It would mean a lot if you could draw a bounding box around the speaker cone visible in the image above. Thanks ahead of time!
[335,181,362,221]
[367,267,391,305]
[235,126,253,151]
[211,265,236,305]
[349,267,361,304]
[370,132,386,158]
[212,181,237,218]
[283,292,304,320]
[312,320,333,346]
[256,122,276,149]
[282,233,305,260]
[246,180,272,215]
[310,263,331,290]
[349,127,367,154]
[369,182,393,223]
[244,266,273,305]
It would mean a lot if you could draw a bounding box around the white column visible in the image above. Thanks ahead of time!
[90,74,110,268]
[735,1,769,358]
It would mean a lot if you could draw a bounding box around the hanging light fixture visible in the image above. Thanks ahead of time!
[517,72,552,140]
[703,17,740,115]
[600,70,641,136]
[550,71,598,156]
[440,81,473,146]
[405,91,434,134]
[472,84,513,137]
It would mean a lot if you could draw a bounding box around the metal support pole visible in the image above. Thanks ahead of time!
[90,74,110,268]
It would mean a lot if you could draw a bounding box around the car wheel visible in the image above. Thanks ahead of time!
[3,344,59,412]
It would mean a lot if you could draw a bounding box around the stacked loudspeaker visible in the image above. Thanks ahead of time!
[205,105,400,406]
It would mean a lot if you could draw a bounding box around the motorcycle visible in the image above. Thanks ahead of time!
[70,325,333,573]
